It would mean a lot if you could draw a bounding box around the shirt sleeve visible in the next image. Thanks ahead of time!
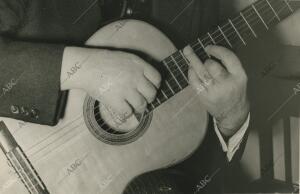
[213,113,250,161]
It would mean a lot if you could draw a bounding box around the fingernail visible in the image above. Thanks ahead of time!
[184,45,192,54]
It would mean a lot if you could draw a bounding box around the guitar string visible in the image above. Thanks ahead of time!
[147,0,290,93]
[21,0,288,160]
[28,0,289,165]
[17,0,291,163]
[133,0,288,75]
[92,0,288,115]
[27,0,290,159]
[152,0,289,76]
[0,2,284,176]
[90,0,281,119]
[140,0,290,111]
[166,0,291,63]
[88,0,292,136]
[92,0,289,126]
[22,1,298,186]
[159,0,288,83]
[26,0,273,151]
[0,1,287,177]
[30,3,288,164]
[190,0,292,57]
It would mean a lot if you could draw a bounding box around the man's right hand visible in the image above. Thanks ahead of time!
[61,47,161,119]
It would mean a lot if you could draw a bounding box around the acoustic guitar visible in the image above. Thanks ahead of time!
[0,0,299,193]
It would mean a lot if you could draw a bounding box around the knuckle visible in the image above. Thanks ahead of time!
[149,92,156,101]
[148,90,157,102]
[206,61,226,77]
[156,71,162,83]
[130,54,145,66]
[183,46,191,55]
[123,107,133,117]
[136,102,147,112]
[223,52,232,60]
[207,45,219,53]
[188,68,196,82]
[240,72,248,83]
[154,73,162,87]
[194,84,205,94]
[136,96,146,107]
[204,59,216,67]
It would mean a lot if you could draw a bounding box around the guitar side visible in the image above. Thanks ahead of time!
[0,19,208,194]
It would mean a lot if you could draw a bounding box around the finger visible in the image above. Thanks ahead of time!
[144,66,162,89]
[104,99,133,120]
[204,59,228,81]
[205,45,244,76]
[137,78,157,103]
[188,68,206,94]
[183,46,213,84]
[125,90,147,113]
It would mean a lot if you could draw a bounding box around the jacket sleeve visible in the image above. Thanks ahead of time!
[0,0,68,126]
[0,36,67,126]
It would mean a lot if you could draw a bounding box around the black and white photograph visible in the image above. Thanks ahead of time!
[0,0,299,193]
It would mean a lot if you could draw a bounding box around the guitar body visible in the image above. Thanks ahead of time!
[0,19,208,194]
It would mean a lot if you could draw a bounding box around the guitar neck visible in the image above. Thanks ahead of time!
[146,0,298,113]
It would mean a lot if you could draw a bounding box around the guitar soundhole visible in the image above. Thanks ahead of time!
[83,96,152,145]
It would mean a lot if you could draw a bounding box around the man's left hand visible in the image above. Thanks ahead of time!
[183,45,250,137]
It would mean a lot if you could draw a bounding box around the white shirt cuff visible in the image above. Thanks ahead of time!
[213,113,250,161]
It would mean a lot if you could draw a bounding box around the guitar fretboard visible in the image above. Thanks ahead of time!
[0,121,49,194]
[146,0,298,113]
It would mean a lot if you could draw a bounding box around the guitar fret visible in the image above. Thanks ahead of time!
[207,32,216,44]
[28,182,39,194]
[240,12,257,38]
[156,98,161,104]
[179,50,189,65]
[270,0,293,21]
[197,38,211,58]
[197,38,206,49]
[252,4,269,30]
[265,0,280,21]
[165,80,175,95]
[228,19,246,46]
[12,154,38,189]
[217,25,232,48]
[163,61,183,90]
[9,154,34,192]
[284,0,293,12]
[179,50,192,72]
[136,0,297,115]
[145,107,150,113]
[150,102,155,109]
[161,90,168,99]
[16,148,44,190]
[171,55,188,82]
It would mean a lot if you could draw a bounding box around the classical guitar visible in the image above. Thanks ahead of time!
[0,0,299,193]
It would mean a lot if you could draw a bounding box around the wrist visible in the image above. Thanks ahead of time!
[216,102,250,137]
[61,46,95,90]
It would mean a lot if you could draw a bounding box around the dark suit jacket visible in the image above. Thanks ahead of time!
[127,1,248,193]
[0,0,249,193]
[0,0,220,126]
[0,0,102,125]
[124,116,249,194]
